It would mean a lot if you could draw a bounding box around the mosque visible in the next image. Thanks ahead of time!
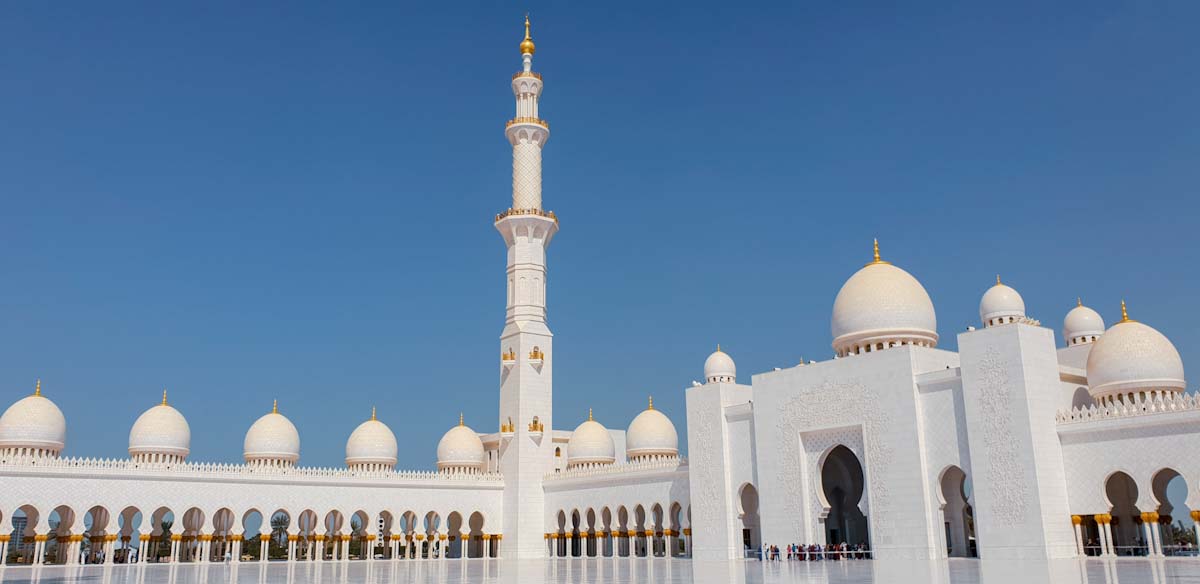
[0,18,1197,568]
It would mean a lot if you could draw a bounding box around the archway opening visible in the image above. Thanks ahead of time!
[241,510,263,562]
[738,483,762,556]
[1104,471,1142,555]
[939,466,976,558]
[1152,469,1194,555]
[820,445,868,550]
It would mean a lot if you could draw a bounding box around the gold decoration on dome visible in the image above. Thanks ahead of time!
[33,379,42,397]
[1077,297,1083,307]
[1119,299,1136,324]
[587,408,593,422]
[272,399,279,414]
[520,14,536,55]
[459,412,465,427]
[866,238,891,267]
[647,396,654,411]
[371,406,377,421]
[162,389,169,406]
[995,274,1002,287]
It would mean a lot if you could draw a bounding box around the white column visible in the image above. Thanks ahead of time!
[1072,519,1084,557]
[1142,519,1154,557]
[1150,519,1163,557]
[1102,521,1115,557]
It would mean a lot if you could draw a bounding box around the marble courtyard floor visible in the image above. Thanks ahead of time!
[0,558,1194,584]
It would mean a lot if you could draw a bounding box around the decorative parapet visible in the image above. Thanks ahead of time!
[0,455,504,486]
[494,207,558,224]
[1056,391,1199,425]
[543,456,687,482]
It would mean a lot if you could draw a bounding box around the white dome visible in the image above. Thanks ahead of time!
[704,346,736,383]
[129,393,190,460]
[831,243,937,355]
[1086,304,1185,402]
[345,409,397,468]
[243,402,300,465]
[625,398,678,460]
[1064,300,1105,346]
[980,278,1025,326]
[436,417,484,471]
[0,382,66,456]
[567,412,615,467]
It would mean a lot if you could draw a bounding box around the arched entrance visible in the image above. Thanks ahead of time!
[1152,468,1191,556]
[939,466,976,557]
[820,445,868,548]
[1104,471,1142,555]
[738,483,761,556]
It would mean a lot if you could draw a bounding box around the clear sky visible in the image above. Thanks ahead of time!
[1,0,1197,498]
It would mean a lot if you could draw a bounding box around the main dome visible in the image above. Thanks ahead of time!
[980,277,1025,327]
[1085,303,1185,403]
[625,398,678,460]
[436,416,484,472]
[0,381,66,457]
[345,408,397,469]
[243,401,300,465]
[129,392,190,462]
[567,411,615,467]
[831,241,937,356]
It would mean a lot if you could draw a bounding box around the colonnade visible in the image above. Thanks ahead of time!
[1074,511,1200,558]
[545,528,691,558]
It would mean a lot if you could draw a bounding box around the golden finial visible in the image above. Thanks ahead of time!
[716,344,722,353]
[371,406,377,421]
[995,274,1002,286]
[866,238,891,266]
[33,379,41,397]
[520,14,536,55]
[272,399,278,414]
[648,396,654,410]
[459,412,464,426]
[1119,300,1135,323]
[162,389,169,406]
[588,408,593,422]
[1077,297,1082,307]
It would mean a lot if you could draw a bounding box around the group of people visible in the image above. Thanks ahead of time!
[758,542,870,561]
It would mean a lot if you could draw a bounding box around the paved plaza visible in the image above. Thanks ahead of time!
[0,558,1194,584]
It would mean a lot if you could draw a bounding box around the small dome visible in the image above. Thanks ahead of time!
[1086,302,1185,402]
[0,381,66,456]
[243,401,300,465]
[436,415,484,472]
[566,410,615,467]
[704,346,736,383]
[626,398,678,460]
[129,391,190,461]
[1064,299,1105,346]
[831,240,937,356]
[345,408,397,468]
[980,277,1026,327]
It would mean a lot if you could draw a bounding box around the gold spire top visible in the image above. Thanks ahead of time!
[162,389,169,406]
[371,406,377,421]
[272,399,278,414]
[33,379,41,397]
[866,238,891,266]
[648,395,654,410]
[520,14,536,55]
[588,408,593,421]
[995,274,1002,286]
[716,344,722,353]
[1119,299,1136,324]
[459,412,464,426]
[1077,297,1083,307]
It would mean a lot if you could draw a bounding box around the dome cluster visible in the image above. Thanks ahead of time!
[560,397,680,470]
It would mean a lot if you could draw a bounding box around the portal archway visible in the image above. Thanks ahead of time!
[1104,471,1142,555]
[819,445,868,548]
[738,483,762,554]
[939,466,976,557]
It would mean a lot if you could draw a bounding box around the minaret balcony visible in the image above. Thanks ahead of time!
[505,117,549,130]
[512,71,543,81]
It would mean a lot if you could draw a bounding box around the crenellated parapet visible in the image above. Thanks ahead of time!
[544,456,687,483]
[1056,390,1199,425]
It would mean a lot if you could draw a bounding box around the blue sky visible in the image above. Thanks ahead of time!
[1,0,1196,502]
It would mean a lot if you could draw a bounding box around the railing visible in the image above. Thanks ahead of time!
[512,71,543,81]
[754,547,873,561]
[494,207,558,223]
[0,455,504,485]
[544,457,687,482]
[505,117,549,130]
[1056,391,1199,424]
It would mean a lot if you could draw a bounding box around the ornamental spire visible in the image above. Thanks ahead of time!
[1119,299,1135,323]
[272,399,278,414]
[648,395,654,410]
[588,408,593,421]
[520,14,536,55]
[371,406,377,421]
[162,389,169,406]
[1077,297,1083,307]
[459,412,465,426]
[996,274,1002,286]
[866,238,891,266]
[34,379,41,397]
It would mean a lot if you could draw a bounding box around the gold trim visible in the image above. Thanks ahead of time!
[865,238,891,266]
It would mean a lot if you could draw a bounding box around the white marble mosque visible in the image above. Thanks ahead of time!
[0,17,1197,577]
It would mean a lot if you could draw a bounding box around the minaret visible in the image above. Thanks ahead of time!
[495,14,558,559]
